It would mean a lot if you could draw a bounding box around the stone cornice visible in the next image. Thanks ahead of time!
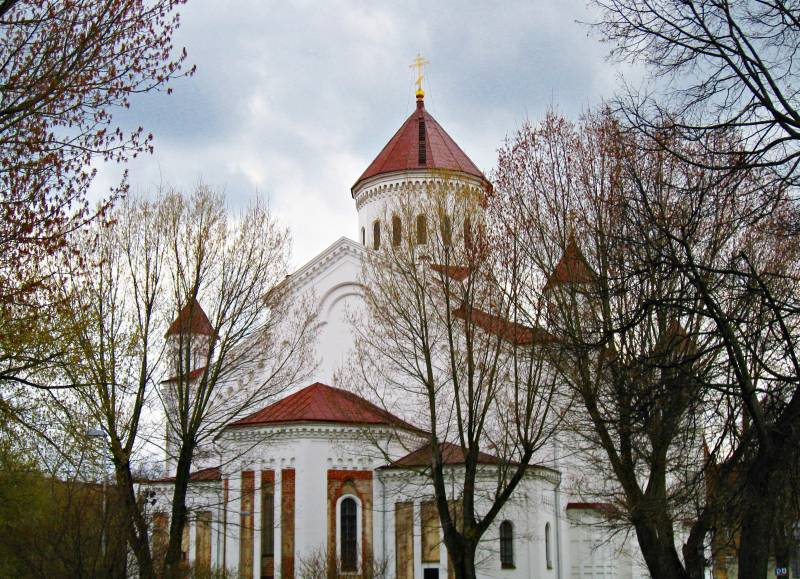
[218,421,425,446]
[282,237,365,290]
[353,172,487,212]
[377,463,561,485]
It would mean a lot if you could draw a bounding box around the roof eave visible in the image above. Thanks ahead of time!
[351,168,490,198]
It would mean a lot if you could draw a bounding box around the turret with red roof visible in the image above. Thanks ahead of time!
[352,66,491,251]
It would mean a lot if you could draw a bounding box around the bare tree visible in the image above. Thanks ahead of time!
[57,185,316,578]
[57,194,168,577]
[352,177,562,579]
[591,0,800,192]
[586,4,800,573]
[491,110,769,579]
[626,129,800,577]
[158,186,317,577]
[0,0,192,438]
[497,106,800,577]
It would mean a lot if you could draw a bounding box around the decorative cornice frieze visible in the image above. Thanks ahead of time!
[218,422,422,444]
[377,463,561,486]
[283,237,365,289]
[354,172,486,212]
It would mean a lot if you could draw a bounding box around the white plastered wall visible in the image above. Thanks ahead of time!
[378,467,562,579]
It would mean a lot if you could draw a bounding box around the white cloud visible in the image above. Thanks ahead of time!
[90,0,632,268]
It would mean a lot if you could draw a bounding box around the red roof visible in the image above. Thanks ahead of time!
[161,366,206,384]
[228,382,425,433]
[382,441,503,469]
[566,502,615,513]
[147,466,221,484]
[165,299,213,337]
[352,98,489,194]
[654,319,696,357]
[452,305,554,347]
[543,234,596,291]
[430,263,471,282]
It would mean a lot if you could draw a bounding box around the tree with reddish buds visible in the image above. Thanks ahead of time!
[351,179,564,579]
[493,108,800,579]
[0,0,193,404]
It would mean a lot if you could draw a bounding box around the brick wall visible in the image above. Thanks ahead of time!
[281,469,295,579]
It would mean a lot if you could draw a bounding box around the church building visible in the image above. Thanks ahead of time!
[144,77,650,579]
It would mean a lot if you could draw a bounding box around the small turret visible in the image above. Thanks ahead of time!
[165,298,213,376]
[162,298,213,475]
[165,298,213,338]
[543,232,597,292]
[352,56,491,252]
[543,232,600,340]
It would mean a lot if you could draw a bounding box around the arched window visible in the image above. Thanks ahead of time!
[500,520,514,568]
[392,215,402,247]
[464,216,472,250]
[340,497,358,572]
[416,214,427,245]
[441,214,452,247]
[373,220,381,250]
[361,227,365,246]
[545,522,553,569]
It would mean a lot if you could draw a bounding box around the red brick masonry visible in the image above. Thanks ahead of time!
[281,469,295,579]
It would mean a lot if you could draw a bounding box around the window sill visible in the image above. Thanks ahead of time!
[501,563,516,570]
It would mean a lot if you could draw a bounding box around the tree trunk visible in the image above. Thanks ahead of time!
[633,519,692,579]
[449,541,478,579]
[163,447,194,578]
[737,456,777,579]
[774,521,792,576]
[116,462,156,579]
[682,515,709,579]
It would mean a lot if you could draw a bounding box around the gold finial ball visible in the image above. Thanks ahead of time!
[416,88,425,100]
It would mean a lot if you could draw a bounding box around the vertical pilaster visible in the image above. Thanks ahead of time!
[225,473,241,572]
[220,478,229,571]
[240,470,255,579]
[260,470,276,579]
[188,517,196,564]
[281,468,295,579]
[274,470,282,578]
[395,501,414,579]
[413,501,423,579]
[252,471,261,579]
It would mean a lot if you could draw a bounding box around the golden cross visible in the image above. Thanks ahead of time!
[409,53,430,97]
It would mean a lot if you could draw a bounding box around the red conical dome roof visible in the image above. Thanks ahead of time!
[351,97,490,195]
[165,299,213,338]
[543,233,597,291]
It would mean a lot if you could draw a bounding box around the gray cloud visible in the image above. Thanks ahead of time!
[92,0,636,266]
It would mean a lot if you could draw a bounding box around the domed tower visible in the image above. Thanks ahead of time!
[165,298,213,372]
[351,66,491,250]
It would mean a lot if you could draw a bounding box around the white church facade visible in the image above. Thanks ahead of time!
[143,89,650,579]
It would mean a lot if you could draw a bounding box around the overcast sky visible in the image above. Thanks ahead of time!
[93,0,635,267]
